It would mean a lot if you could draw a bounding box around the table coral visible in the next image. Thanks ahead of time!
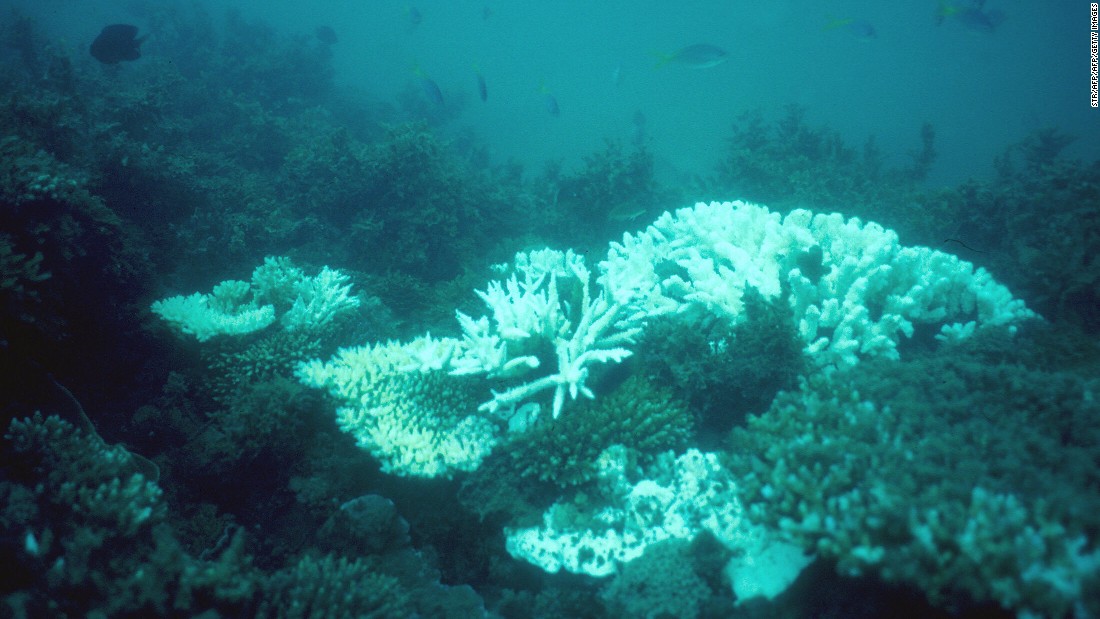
[151,256,359,342]
[297,336,497,478]
[602,200,1035,368]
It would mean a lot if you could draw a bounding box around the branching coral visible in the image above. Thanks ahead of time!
[728,345,1100,617]
[151,256,360,341]
[491,374,693,489]
[2,414,260,617]
[259,554,412,618]
[450,249,644,420]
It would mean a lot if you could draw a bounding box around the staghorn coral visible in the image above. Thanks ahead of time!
[0,231,50,325]
[318,122,510,280]
[711,106,945,244]
[948,128,1100,330]
[451,248,644,420]
[457,373,694,529]
[0,132,150,353]
[549,139,678,247]
[635,289,805,438]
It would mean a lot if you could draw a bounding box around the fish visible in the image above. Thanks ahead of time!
[406,6,423,32]
[655,44,728,69]
[631,110,647,146]
[474,65,487,101]
[823,17,877,39]
[607,203,648,222]
[315,25,337,45]
[414,66,443,105]
[544,92,559,116]
[419,76,444,105]
[935,0,1005,32]
[539,82,559,116]
[89,24,146,64]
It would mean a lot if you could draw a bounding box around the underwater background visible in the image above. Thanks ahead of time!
[1,0,1099,617]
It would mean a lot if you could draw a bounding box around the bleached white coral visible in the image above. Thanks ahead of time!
[151,256,360,341]
[281,266,360,331]
[504,447,782,576]
[296,336,496,478]
[450,249,643,420]
[150,290,275,342]
[601,201,1036,368]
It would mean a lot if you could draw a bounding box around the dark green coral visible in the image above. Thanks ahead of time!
[1,413,260,617]
[259,554,412,619]
[511,374,693,488]
[636,289,805,440]
[728,331,1100,616]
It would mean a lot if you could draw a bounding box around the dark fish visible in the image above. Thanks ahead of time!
[953,6,1005,32]
[406,6,423,31]
[537,81,559,115]
[631,110,647,145]
[421,77,443,104]
[935,0,1005,32]
[90,24,145,64]
[846,20,877,39]
[544,92,559,116]
[315,25,337,45]
[473,65,486,101]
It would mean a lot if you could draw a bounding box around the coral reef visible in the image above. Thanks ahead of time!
[946,128,1100,329]
[635,290,805,439]
[501,374,693,489]
[603,201,1035,368]
[259,554,412,619]
[451,248,644,420]
[151,256,360,342]
[548,140,677,248]
[297,337,499,478]
[2,5,1093,617]
[504,446,750,578]
[600,538,714,619]
[1,414,259,617]
[728,334,1100,617]
[714,106,932,209]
